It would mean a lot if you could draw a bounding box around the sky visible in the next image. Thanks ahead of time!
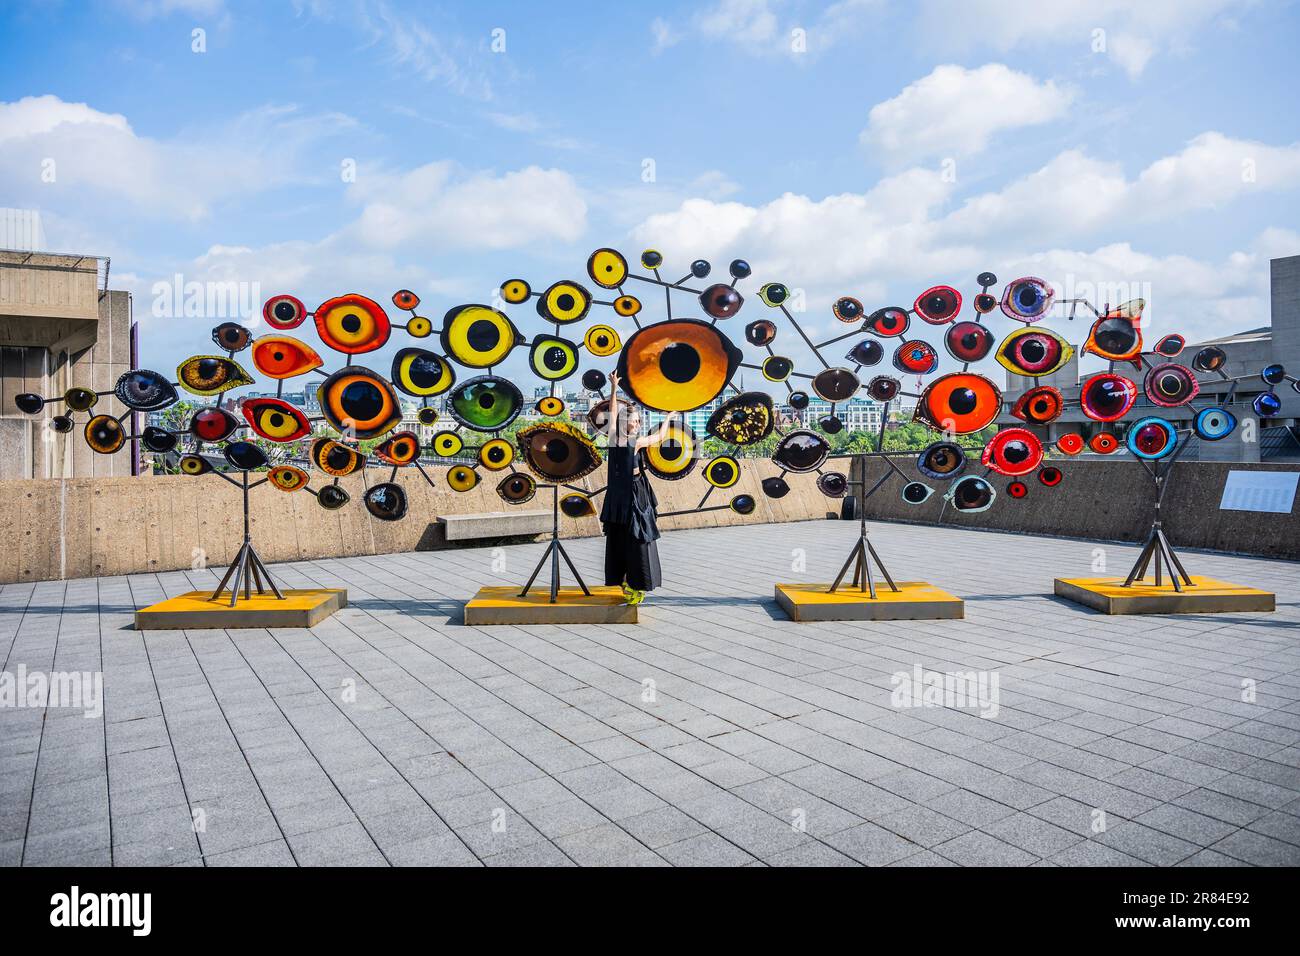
[1,0,1298,393]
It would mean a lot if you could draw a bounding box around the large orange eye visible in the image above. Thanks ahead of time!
[190,406,241,442]
[517,421,602,481]
[537,280,592,324]
[318,366,401,439]
[310,437,366,476]
[375,430,420,465]
[1011,385,1063,425]
[981,427,1043,477]
[644,421,697,480]
[263,293,307,330]
[618,320,741,413]
[913,285,961,325]
[392,348,455,397]
[365,482,408,520]
[431,430,463,457]
[268,465,309,492]
[478,438,514,471]
[497,473,537,504]
[586,248,628,289]
[1080,373,1137,422]
[1000,277,1054,322]
[1083,300,1144,364]
[85,415,125,454]
[242,397,311,442]
[447,465,480,493]
[584,325,621,357]
[914,372,1001,434]
[177,355,253,396]
[996,327,1073,376]
[706,392,774,445]
[314,293,391,354]
[252,335,323,379]
[440,304,523,367]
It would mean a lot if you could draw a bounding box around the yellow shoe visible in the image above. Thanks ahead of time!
[626,588,646,607]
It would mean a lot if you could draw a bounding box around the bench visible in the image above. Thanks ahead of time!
[437,509,552,542]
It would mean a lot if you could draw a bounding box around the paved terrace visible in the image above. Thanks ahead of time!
[2,520,1298,867]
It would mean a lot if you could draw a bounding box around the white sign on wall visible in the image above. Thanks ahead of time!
[1219,470,1299,514]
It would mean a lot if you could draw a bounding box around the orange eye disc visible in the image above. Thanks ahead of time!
[314,293,391,354]
[914,372,1002,434]
[981,427,1044,477]
[242,397,311,442]
[478,438,515,471]
[1089,432,1119,454]
[375,430,420,465]
[392,289,420,311]
[1056,433,1084,455]
[616,319,743,413]
[1011,385,1063,425]
[252,335,323,379]
[536,396,565,417]
[85,415,125,454]
[310,437,366,476]
[268,465,309,492]
[317,366,401,439]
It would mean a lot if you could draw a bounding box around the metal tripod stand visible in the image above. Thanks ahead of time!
[1121,433,1195,592]
[518,484,591,603]
[210,470,284,607]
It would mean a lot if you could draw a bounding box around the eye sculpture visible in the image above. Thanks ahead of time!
[643,421,698,481]
[190,406,241,443]
[50,415,74,433]
[812,367,860,402]
[772,430,830,473]
[448,376,524,432]
[914,372,1002,434]
[179,454,213,475]
[242,397,311,442]
[1082,299,1144,365]
[758,282,789,307]
[263,293,307,330]
[316,485,350,510]
[497,473,537,505]
[586,397,634,436]
[478,438,515,471]
[901,481,934,505]
[1056,433,1084,456]
[529,335,580,381]
[15,393,46,414]
[318,367,402,439]
[581,369,607,392]
[866,306,909,337]
[832,297,864,324]
[85,415,125,454]
[981,428,1044,477]
[761,476,790,499]
[446,465,480,493]
[375,431,421,466]
[893,340,938,375]
[999,277,1054,322]
[223,441,268,471]
[391,347,455,397]
[730,494,757,515]
[1089,432,1119,454]
[500,279,531,304]
[1011,385,1064,425]
[114,369,178,411]
[314,293,391,354]
[1191,346,1227,373]
[761,356,793,382]
[141,426,177,453]
[536,396,565,417]
[1080,373,1138,422]
[706,392,774,445]
[847,338,884,367]
[268,465,309,492]
[817,472,848,498]
[1007,480,1028,499]
[177,355,253,396]
[365,482,408,520]
[431,430,464,458]
[945,475,996,513]
[913,285,961,325]
[310,437,366,477]
[212,322,252,353]
[1194,407,1237,441]
[1038,466,1062,487]
[587,248,628,289]
[63,386,98,411]
[584,325,621,357]
[1125,417,1177,460]
[616,319,743,412]
[945,321,995,363]
[1254,392,1281,418]
[995,327,1073,376]
[704,456,741,489]
[251,335,323,379]
[1143,363,1200,407]
[788,391,810,410]
[559,493,597,519]
[417,406,439,426]
[614,295,641,318]
[516,421,602,482]
[392,289,420,311]
[1154,334,1185,357]
[440,304,524,368]
[746,320,777,347]
[536,280,592,324]
[1261,363,1287,385]
[916,441,967,481]
[867,375,900,402]
[699,284,744,320]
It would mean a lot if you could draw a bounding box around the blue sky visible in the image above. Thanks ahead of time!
[2,0,1298,389]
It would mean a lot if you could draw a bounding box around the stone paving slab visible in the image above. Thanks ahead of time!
[1,519,1298,867]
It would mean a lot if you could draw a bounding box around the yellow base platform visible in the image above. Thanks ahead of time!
[1054,576,1275,615]
[135,589,347,630]
[774,581,964,622]
[464,586,637,625]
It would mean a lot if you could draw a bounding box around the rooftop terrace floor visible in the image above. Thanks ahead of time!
[3,519,1298,867]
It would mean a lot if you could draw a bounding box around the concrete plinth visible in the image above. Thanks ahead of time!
[774,581,964,622]
[1054,577,1275,615]
[465,586,637,625]
[135,589,347,629]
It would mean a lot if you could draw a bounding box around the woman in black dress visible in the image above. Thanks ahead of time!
[598,372,676,605]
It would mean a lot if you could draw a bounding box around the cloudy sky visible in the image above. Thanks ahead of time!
[1,0,1298,387]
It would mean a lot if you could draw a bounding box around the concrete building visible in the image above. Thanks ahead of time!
[0,234,138,480]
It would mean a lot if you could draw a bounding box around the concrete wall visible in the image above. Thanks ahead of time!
[855,458,1300,560]
[0,458,835,584]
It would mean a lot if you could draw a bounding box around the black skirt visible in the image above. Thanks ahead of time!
[603,522,663,592]
[601,445,662,591]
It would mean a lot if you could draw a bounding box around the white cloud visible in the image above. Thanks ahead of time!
[862,64,1076,166]
[487,112,542,133]
[664,0,882,56]
[698,0,780,50]
[650,17,680,54]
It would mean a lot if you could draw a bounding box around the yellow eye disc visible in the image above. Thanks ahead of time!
[500,279,531,304]
[406,316,432,338]
[440,304,522,368]
[705,456,740,489]
[392,348,456,397]
[559,493,596,518]
[314,293,391,354]
[179,454,211,475]
[584,325,621,357]
[530,336,579,381]
[177,355,253,396]
[478,438,514,471]
[268,465,309,492]
[447,465,479,492]
[537,281,591,324]
[431,430,464,457]
[613,295,641,318]
[536,396,565,417]
[586,248,628,289]
[644,422,697,481]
